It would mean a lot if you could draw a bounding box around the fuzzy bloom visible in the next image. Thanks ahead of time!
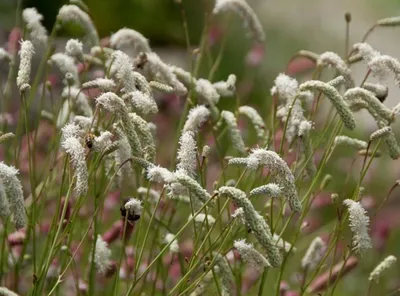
[238,106,265,141]
[164,233,179,253]
[62,137,88,196]
[94,235,111,274]
[177,132,197,177]
[0,133,15,144]
[218,111,246,154]
[231,207,246,224]
[249,183,281,198]
[213,0,265,44]
[183,105,211,134]
[189,266,220,296]
[62,87,93,117]
[189,213,216,226]
[149,81,174,93]
[57,5,99,46]
[147,166,176,183]
[124,197,142,216]
[111,51,136,93]
[0,48,12,63]
[230,148,301,212]
[317,52,354,87]
[328,76,347,89]
[137,187,159,202]
[218,186,281,267]
[344,87,392,123]
[123,91,158,115]
[362,83,388,102]
[170,66,195,87]
[143,52,187,96]
[333,135,368,150]
[113,125,133,180]
[213,252,233,296]
[22,8,48,47]
[0,287,19,296]
[16,40,35,93]
[299,80,356,130]
[0,181,10,220]
[195,78,221,105]
[343,199,372,253]
[234,239,270,271]
[129,113,156,161]
[50,53,79,86]
[352,43,379,63]
[92,131,113,152]
[369,126,400,159]
[65,39,84,61]
[61,122,81,139]
[301,236,325,270]
[0,163,25,230]
[175,171,210,204]
[96,92,143,156]
[110,28,151,54]
[369,54,400,85]
[82,78,116,92]
[271,73,298,100]
[213,74,237,97]
[273,234,296,253]
[369,255,397,283]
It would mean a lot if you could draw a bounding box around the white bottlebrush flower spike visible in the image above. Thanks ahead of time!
[177,131,197,177]
[124,197,142,215]
[94,235,111,274]
[213,0,265,44]
[17,40,35,93]
[0,163,26,230]
[183,105,210,134]
[110,28,151,54]
[369,255,397,283]
[301,236,326,270]
[82,78,116,92]
[164,233,179,253]
[50,53,79,86]
[57,5,99,46]
[65,39,84,61]
[189,213,216,226]
[218,111,246,155]
[22,8,48,47]
[234,239,270,270]
[343,199,372,254]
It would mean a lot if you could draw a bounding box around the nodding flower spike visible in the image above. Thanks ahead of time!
[57,5,99,46]
[234,239,270,271]
[218,186,282,267]
[183,105,210,134]
[299,80,356,130]
[317,52,354,87]
[217,111,246,155]
[369,255,397,283]
[213,0,265,44]
[110,28,151,54]
[22,8,48,47]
